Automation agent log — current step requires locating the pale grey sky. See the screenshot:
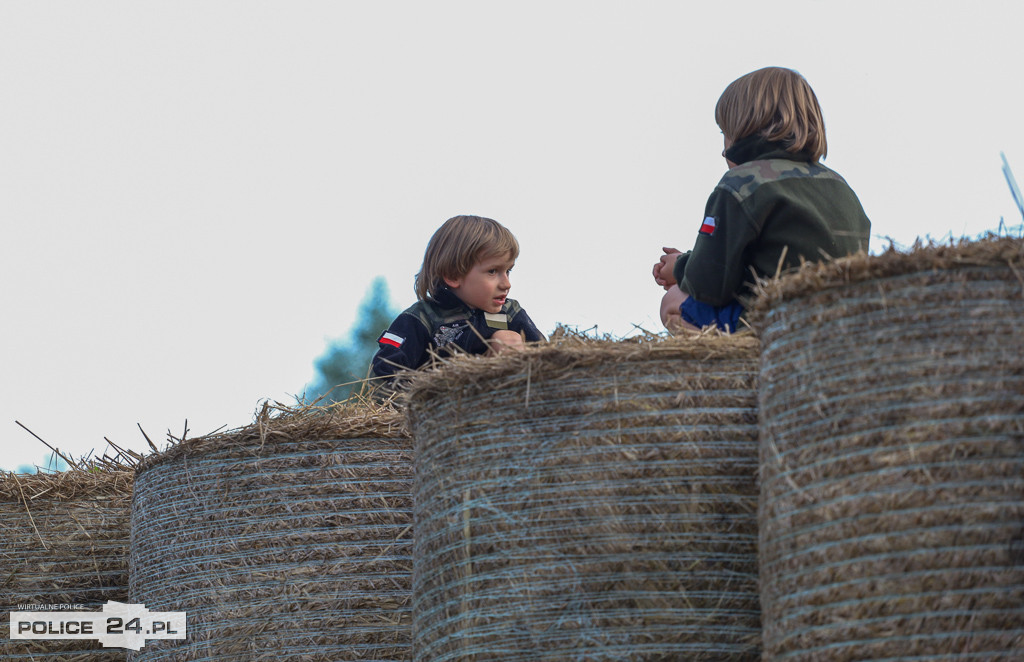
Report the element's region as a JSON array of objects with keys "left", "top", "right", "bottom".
[{"left": 2, "top": 1, "right": 1022, "bottom": 470}]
